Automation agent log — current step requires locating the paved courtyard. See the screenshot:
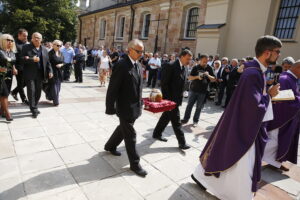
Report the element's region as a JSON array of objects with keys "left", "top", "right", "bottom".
[{"left": 0, "top": 67, "right": 299, "bottom": 200}]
